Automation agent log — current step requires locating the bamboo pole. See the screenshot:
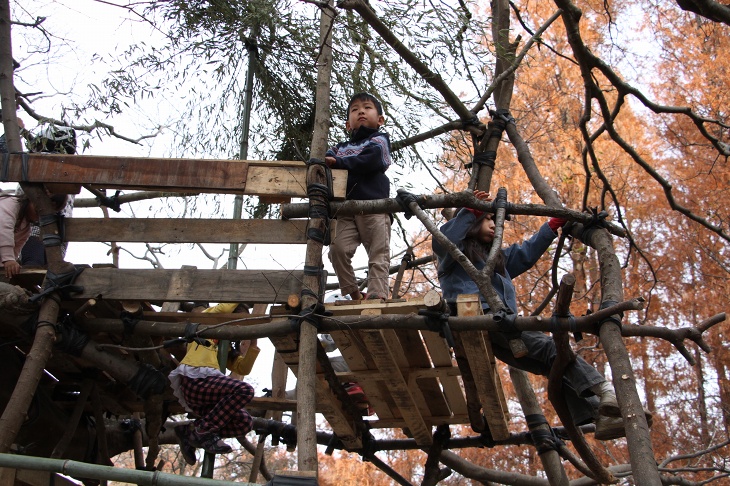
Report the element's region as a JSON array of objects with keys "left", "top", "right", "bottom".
[{"left": 0, "top": 454, "right": 255, "bottom": 486}]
